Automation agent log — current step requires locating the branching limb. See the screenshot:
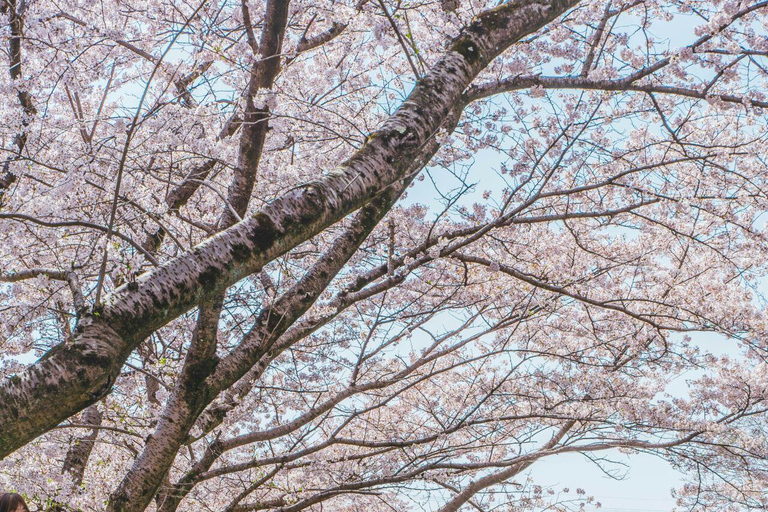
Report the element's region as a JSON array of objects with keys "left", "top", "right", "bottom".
[{"left": 0, "top": 0, "right": 580, "bottom": 460}]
